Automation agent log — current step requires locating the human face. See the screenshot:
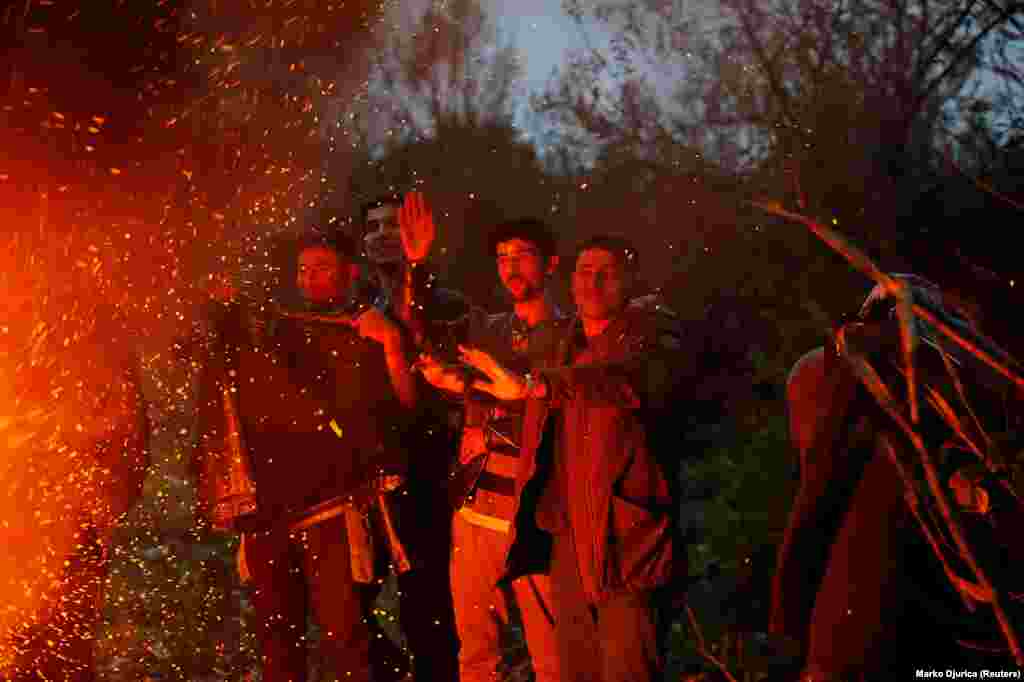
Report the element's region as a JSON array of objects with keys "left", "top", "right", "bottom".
[
  {"left": 363, "top": 204, "right": 403, "bottom": 264},
  {"left": 571, "top": 248, "right": 630, "bottom": 322},
  {"left": 496, "top": 238, "right": 553, "bottom": 303},
  {"left": 296, "top": 246, "right": 350, "bottom": 303}
]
